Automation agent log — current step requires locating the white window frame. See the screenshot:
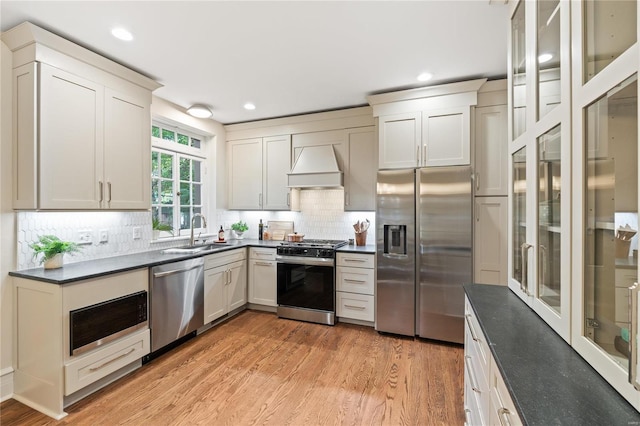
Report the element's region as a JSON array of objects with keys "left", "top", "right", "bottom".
[{"left": 152, "top": 121, "right": 208, "bottom": 239}]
